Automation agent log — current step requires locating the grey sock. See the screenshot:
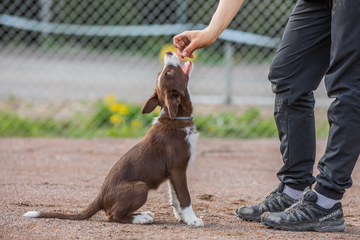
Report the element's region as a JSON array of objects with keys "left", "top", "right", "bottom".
[
  {"left": 314, "top": 190, "right": 340, "bottom": 209},
  {"left": 282, "top": 185, "right": 302, "bottom": 201}
]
